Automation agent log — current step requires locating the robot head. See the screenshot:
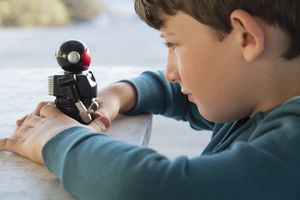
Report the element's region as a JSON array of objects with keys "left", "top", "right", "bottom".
[{"left": 55, "top": 40, "right": 91, "bottom": 73}]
